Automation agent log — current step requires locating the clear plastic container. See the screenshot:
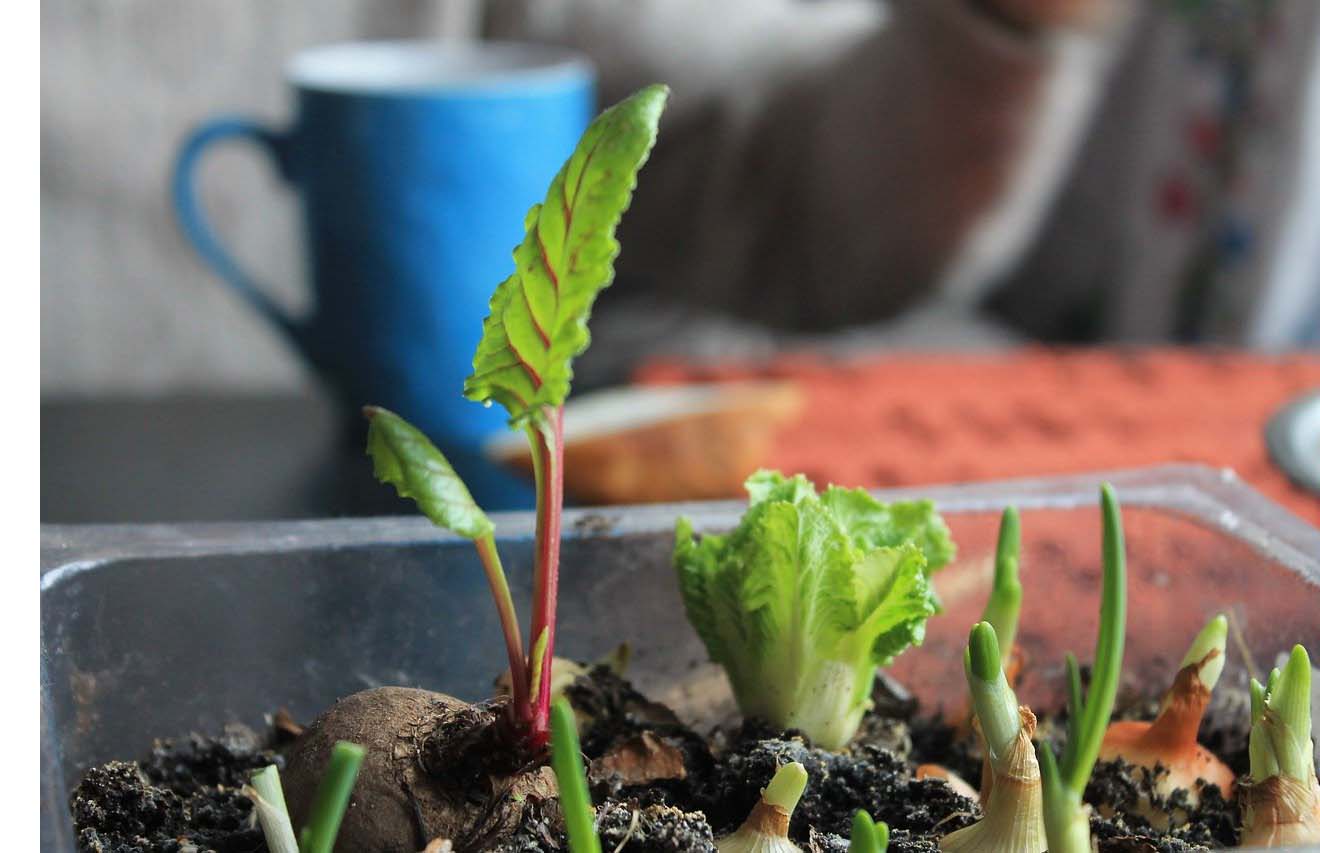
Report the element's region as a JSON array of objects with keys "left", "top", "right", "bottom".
[{"left": 40, "top": 464, "right": 1320, "bottom": 851}]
